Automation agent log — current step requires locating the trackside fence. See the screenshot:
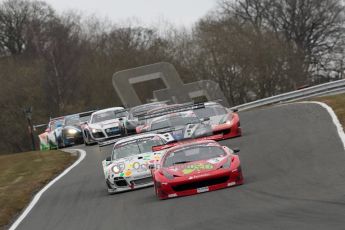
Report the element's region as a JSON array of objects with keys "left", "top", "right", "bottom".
[{"left": 231, "top": 79, "right": 345, "bottom": 111}]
